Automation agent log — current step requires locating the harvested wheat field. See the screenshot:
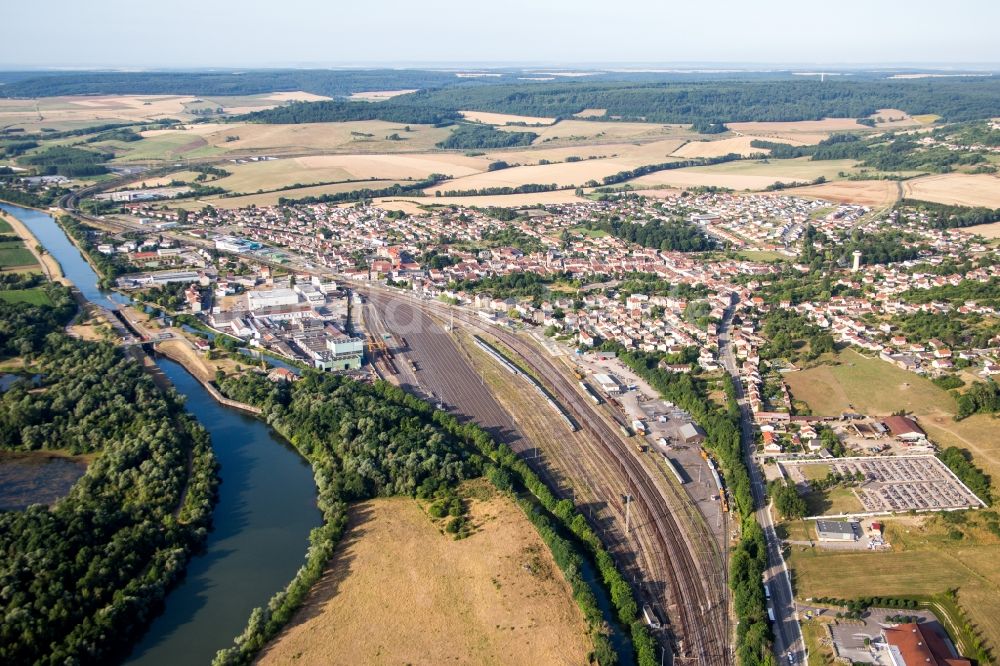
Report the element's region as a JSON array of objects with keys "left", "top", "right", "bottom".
[
  {"left": 129, "top": 121, "right": 454, "bottom": 160},
  {"left": 869, "top": 108, "right": 921, "bottom": 128},
  {"left": 626, "top": 158, "right": 856, "bottom": 191},
  {"left": 177, "top": 179, "right": 410, "bottom": 209},
  {"left": 958, "top": 221, "right": 1000, "bottom": 239},
  {"left": 383, "top": 189, "right": 585, "bottom": 210},
  {"left": 257, "top": 490, "right": 590, "bottom": 666},
  {"left": 902, "top": 173, "right": 1000, "bottom": 208},
  {"left": 500, "top": 118, "right": 692, "bottom": 144},
  {"left": 213, "top": 153, "right": 490, "bottom": 192},
  {"left": 574, "top": 108, "right": 607, "bottom": 118},
  {"left": 670, "top": 135, "right": 799, "bottom": 158},
  {"left": 347, "top": 89, "right": 419, "bottom": 101},
  {"left": 771, "top": 180, "right": 901, "bottom": 206},
  {"left": 488, "top": 137, "right": 687, "bottom": 166},
  {"left": 728, "top": 118, "right": 867, "bottom": 134},
  {"left": 461, "top": 110, "right": 557, "bottom": 126}
]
